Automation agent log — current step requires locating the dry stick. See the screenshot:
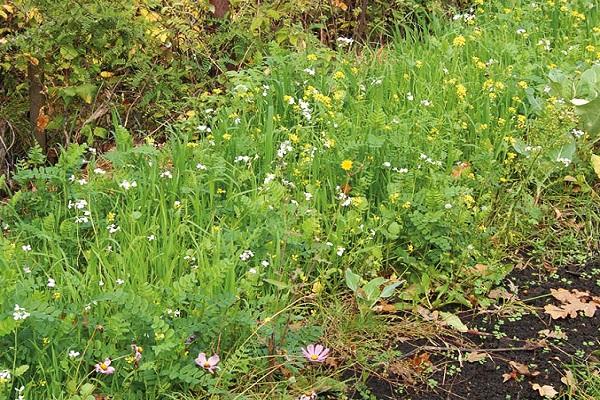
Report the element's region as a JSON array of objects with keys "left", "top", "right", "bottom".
[{"left": 400, "top": 344, "right": 542, "bottom": 360}]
